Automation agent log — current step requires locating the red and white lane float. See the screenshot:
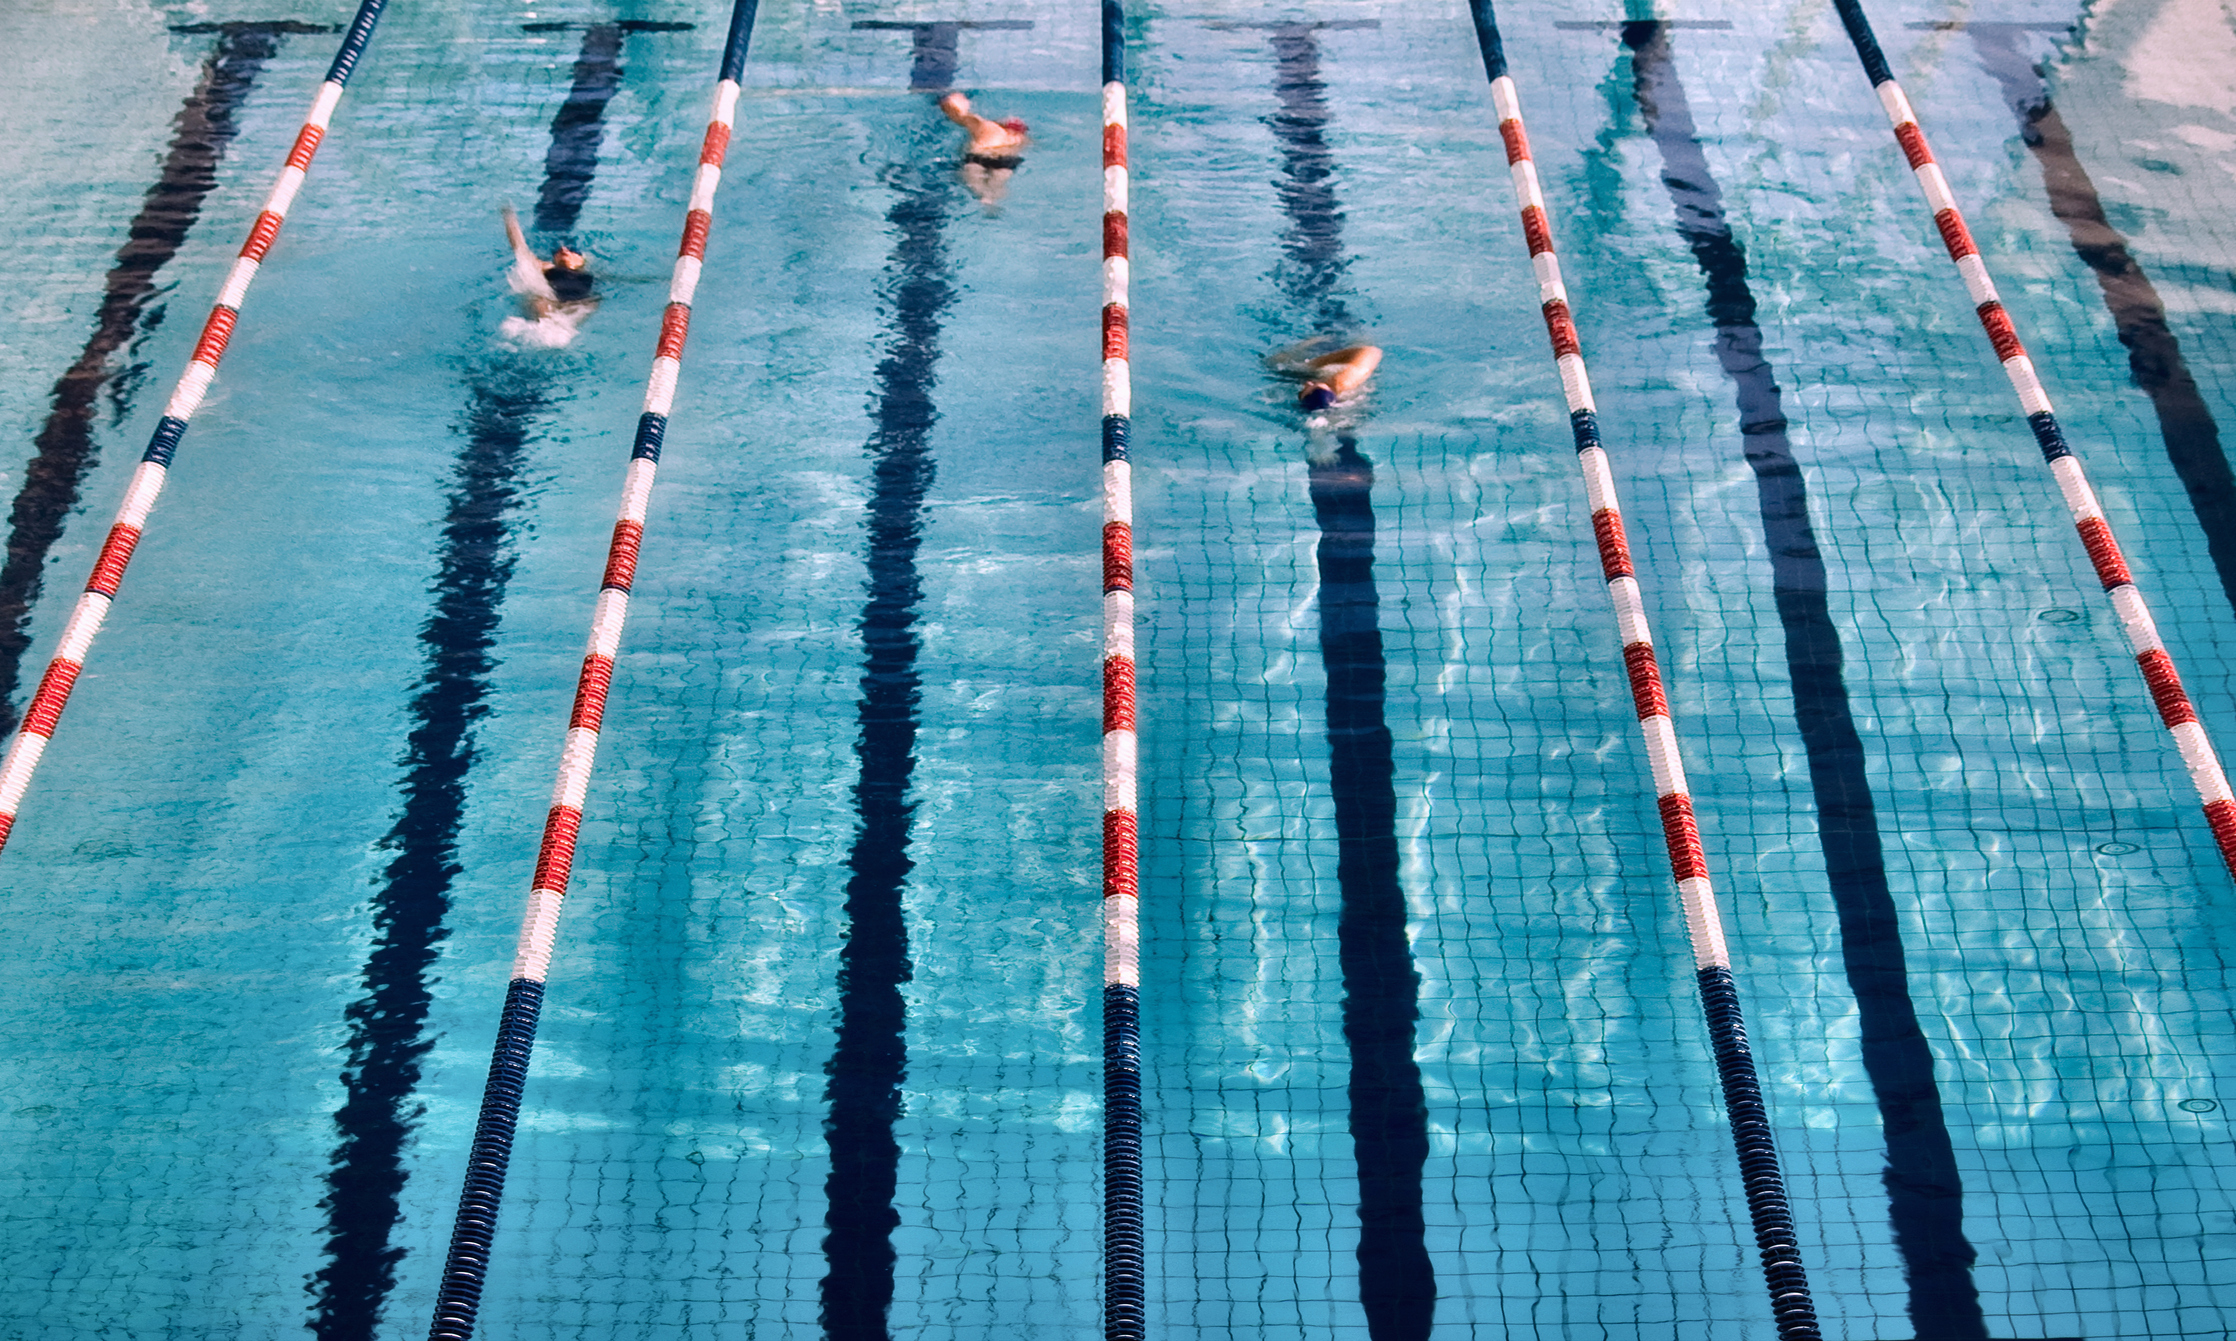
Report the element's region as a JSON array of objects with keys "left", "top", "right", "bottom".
[
  {"left": 1464, "top": 2, "right": 1823, "bottom": 1338},
  {"left": 422, "top": 4, "right": 759, "bottom": 1338},
  {"left": 0, "top": 0, "right": 392, "bottom": 857},
  {"left": 1099, "top": 2, "right": 1146, "bottom": 1337},
  {"left": 1831, "top": 0, "right": 2236, "bottom": 881}
]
